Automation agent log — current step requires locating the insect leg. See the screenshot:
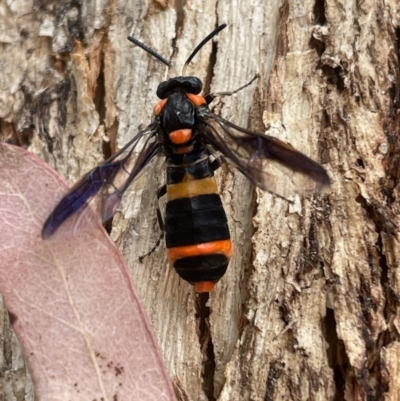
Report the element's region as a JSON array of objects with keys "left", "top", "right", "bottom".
[
  {"left": 155, "top": 184, "right": 166, "bottom": 231},
  {"left": 204, "top": 145, "right": 225, "bottom": 172},
  {"left": 210, "top": 156, "right": 224, "bottom": 172},
  {"left": 138, "top": 184, "right": 166, "bottom": 263},
  {"left": 205, "top": 74, "right": 259, "bottom": 104}
]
